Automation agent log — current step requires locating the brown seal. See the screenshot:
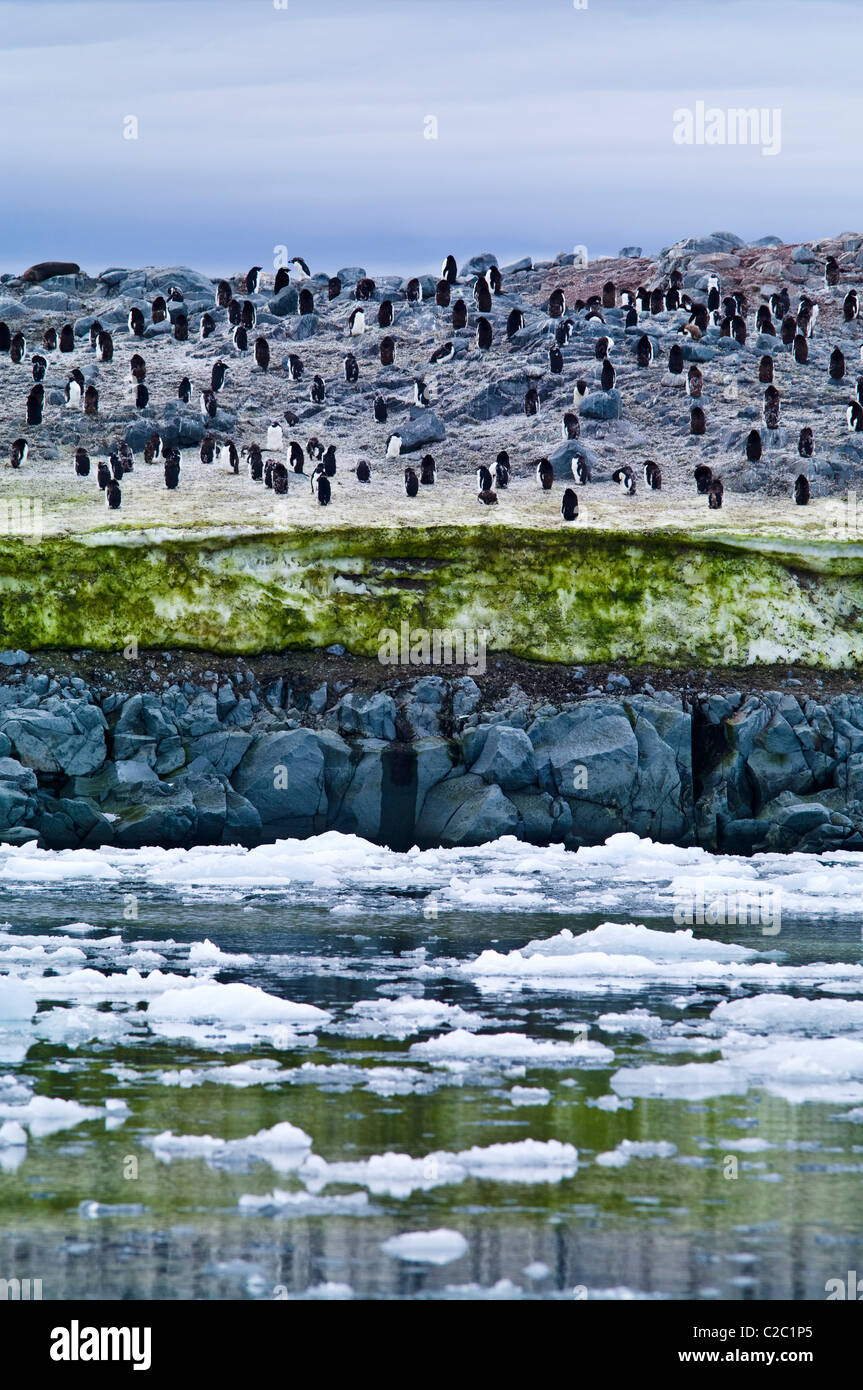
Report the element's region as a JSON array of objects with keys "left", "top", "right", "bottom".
[{"left": 21, "top": 261, "right": 80, "bottom": 283}]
